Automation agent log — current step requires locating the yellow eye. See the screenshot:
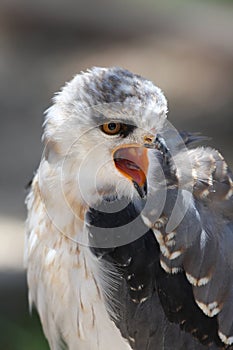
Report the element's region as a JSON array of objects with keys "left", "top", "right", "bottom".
[{"left": 101, "top": 122, "right": 121, "bottom": 135}]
